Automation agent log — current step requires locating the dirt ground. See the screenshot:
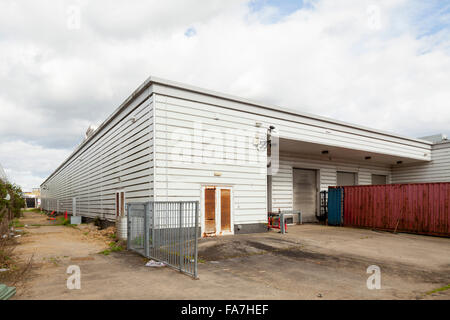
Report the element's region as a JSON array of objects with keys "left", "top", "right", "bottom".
[{"left": 7, "top": 211, "right": 450, "bottom": 300}]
